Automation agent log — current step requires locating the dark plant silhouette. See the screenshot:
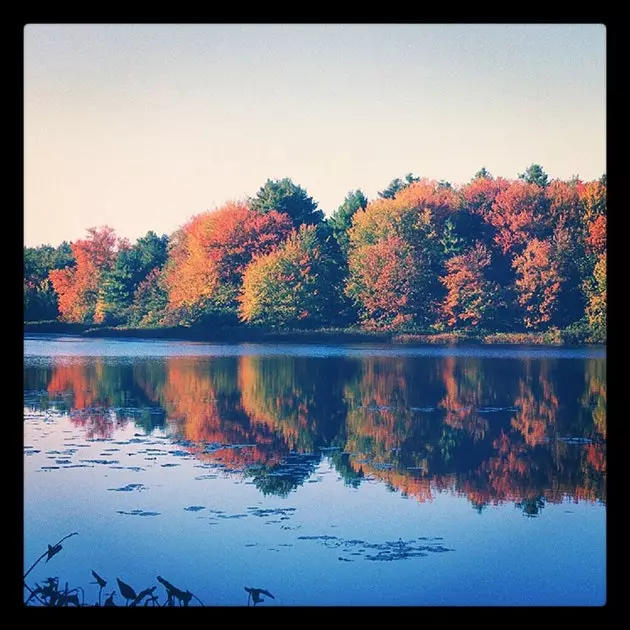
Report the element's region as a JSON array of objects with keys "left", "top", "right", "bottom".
[
  {"left": 90, "top": 570, "right": 107, "bottom": 605},
  {"left": 116, "top": 578, "right": 137, "bottom": 605},
  {"left": 245, "top": 586, "right": 275, "bottom": 606},
  {"left": 23, "top": 534, "right": 244, "bottom": 607}
]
